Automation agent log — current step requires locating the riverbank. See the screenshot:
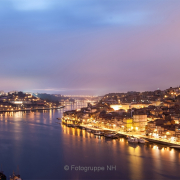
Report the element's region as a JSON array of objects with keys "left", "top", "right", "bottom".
[{"left": 66, "top": 123, "right": 180, "bottom": 147}]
